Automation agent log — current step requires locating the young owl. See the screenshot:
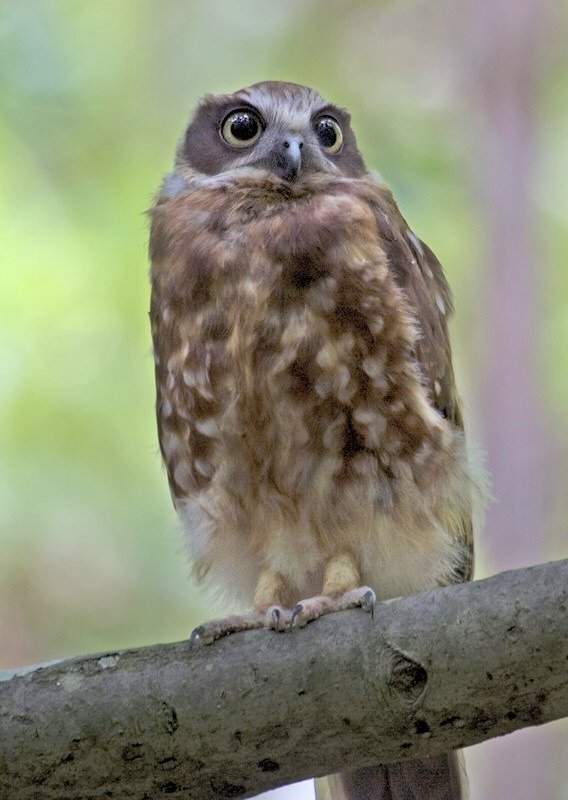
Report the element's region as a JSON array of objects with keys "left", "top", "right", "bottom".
[{"left": 149, "top": 81, "right": 484, "bottom": 800}]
